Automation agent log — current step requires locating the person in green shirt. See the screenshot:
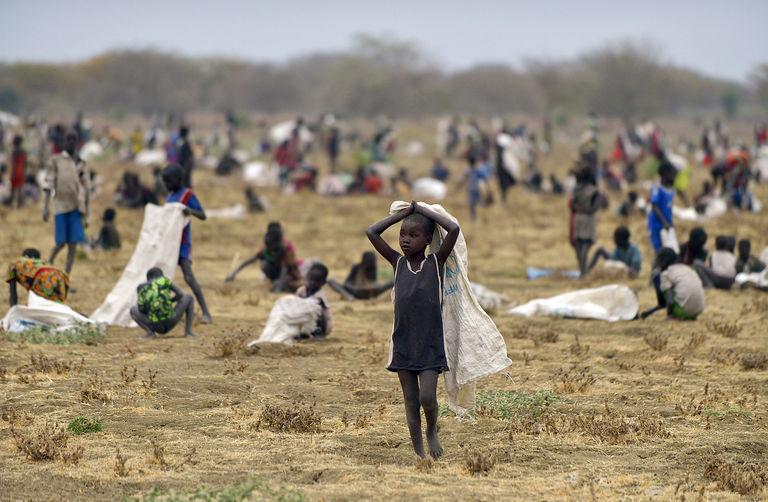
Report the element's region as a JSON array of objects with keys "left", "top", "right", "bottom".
[{"left": 130, "top": 267, "right": 196, "bottom": 338}]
